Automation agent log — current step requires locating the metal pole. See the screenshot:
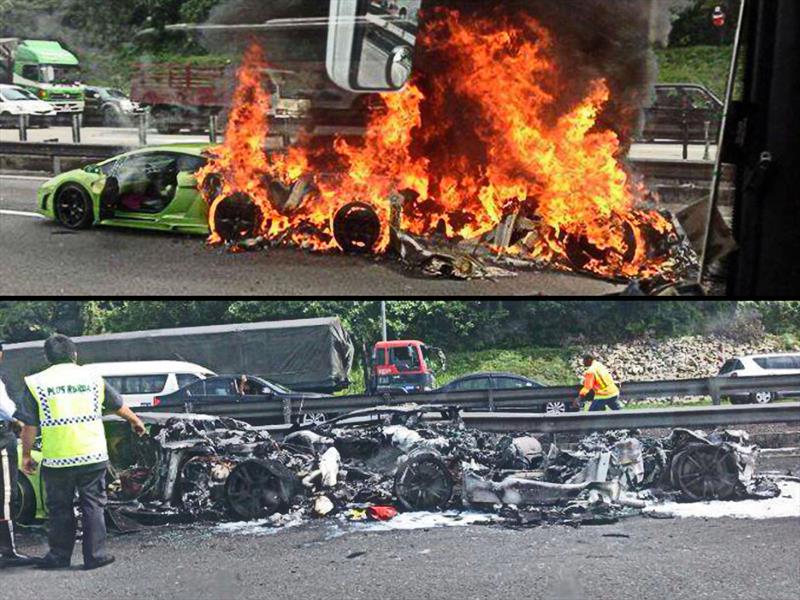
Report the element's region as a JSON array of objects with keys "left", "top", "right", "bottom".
[
  {"left": 17, "top": 114, "right": 27, "bottom": 142},
  {"left": 71, "top": 112, "right": 81, "bottom": 143},
  {"left": 681, "top": 111, "right": 689, "bottom": 160},
  {"left": 703, "top": 121, "right": 711, "bottom": 161},
  {"left": 380, "top": 301, "right": 387, "bottom": 342},
  {"left": 138, "top": 111, "right": 147, "bottom": 146},
  {"left": 698, "top": 0, "right": 748, "bottom": 282},
  {"left": 209, "top": 114, "right": 218, "bottom": 144}
]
